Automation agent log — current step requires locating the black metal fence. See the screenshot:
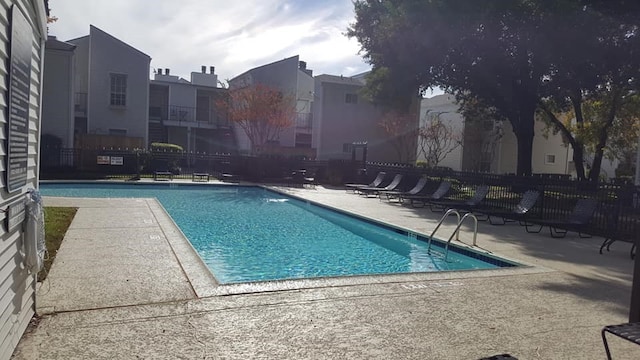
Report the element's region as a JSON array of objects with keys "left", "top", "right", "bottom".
[
  {"left": 40, "top": 148, "right": 639, "bottom": 244},
  {"left": 366, "top": 162, "right": 640, "bottom": 244}
]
